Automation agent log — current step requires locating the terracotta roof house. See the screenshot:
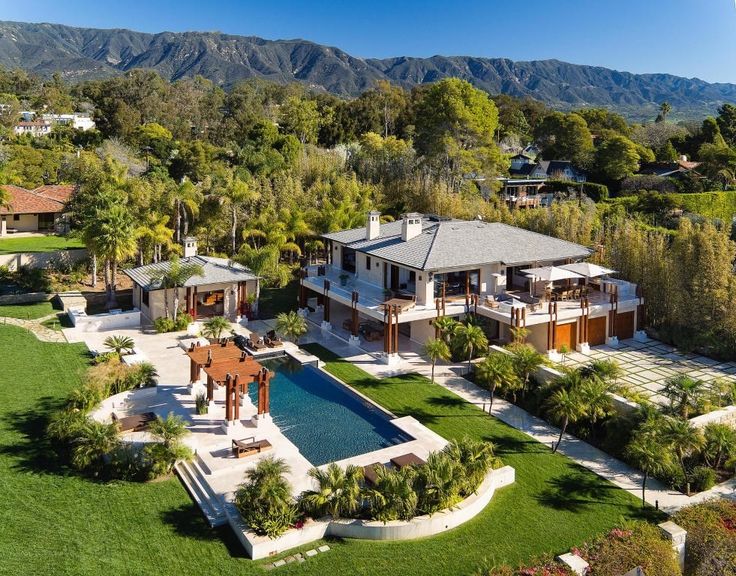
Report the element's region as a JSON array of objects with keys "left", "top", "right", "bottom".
[
  {"left": 300, "top": 212, "right": 644, "bottom": 360},
  {"left": 0, "top": 184, "right": 75, "bottom": 236},
  {"left": 13, "top": 120, "right": 52, "bottom": 137},
  {"left": 124, "top": 237, "right": 260, "bottom": 324}
]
